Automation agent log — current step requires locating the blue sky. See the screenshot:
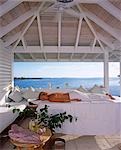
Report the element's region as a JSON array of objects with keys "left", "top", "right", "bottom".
[{"left": 14, "top": 62, "right": 119, "bottom": 78}]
